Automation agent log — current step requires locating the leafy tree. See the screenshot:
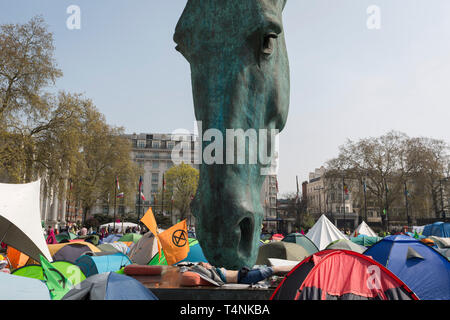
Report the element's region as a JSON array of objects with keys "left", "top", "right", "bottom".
[
  {"left": 159, "top": 163, "right": 199, "bottom": 221},
  {"left": 0, "top": 16, "right": 62, "bottom": 125},
  {"left": 326, "top": 131, "right": 449, "bottom": 226}
]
